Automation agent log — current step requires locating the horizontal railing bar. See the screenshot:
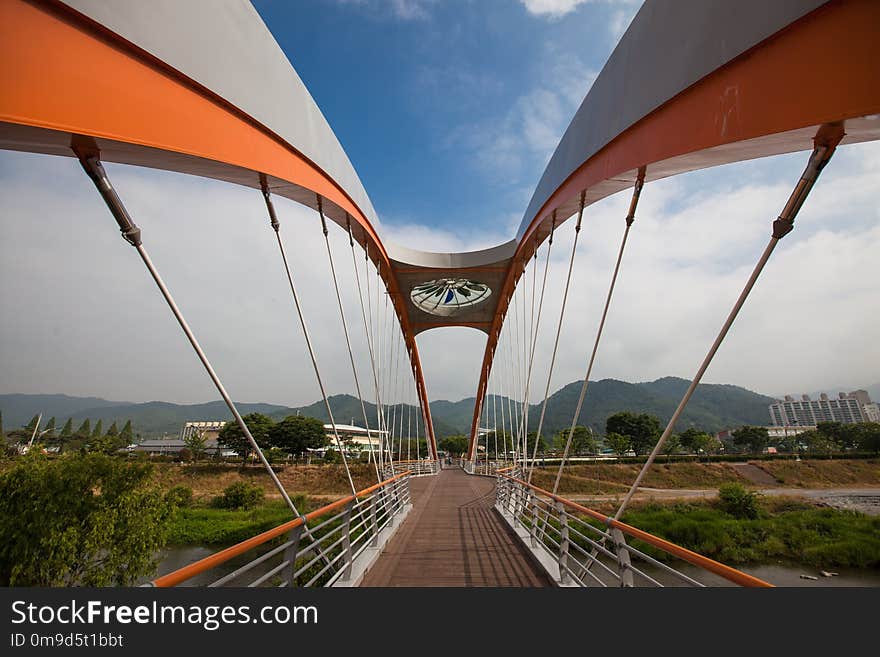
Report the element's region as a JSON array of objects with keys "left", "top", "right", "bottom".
[
  {"left": 208, "top": 540, "right": 293, "bottom": 588},
  {"left": 570, "top": 549, "right": 620, "bottom": 581},
  {"left": 497, "top": 473, "right": 771, "bottom": 588},
  {"left": 560, "top": 561, "right": 595, "bottom": 588},
  {"left": 247, "top": 559, "right": 291, "bottom": 588},
  {"left": 623, "top": 544, "right": 705, "bottom": 587},
  {"left": 151, "top": 471, "right": 411, "bottom": 587}
]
